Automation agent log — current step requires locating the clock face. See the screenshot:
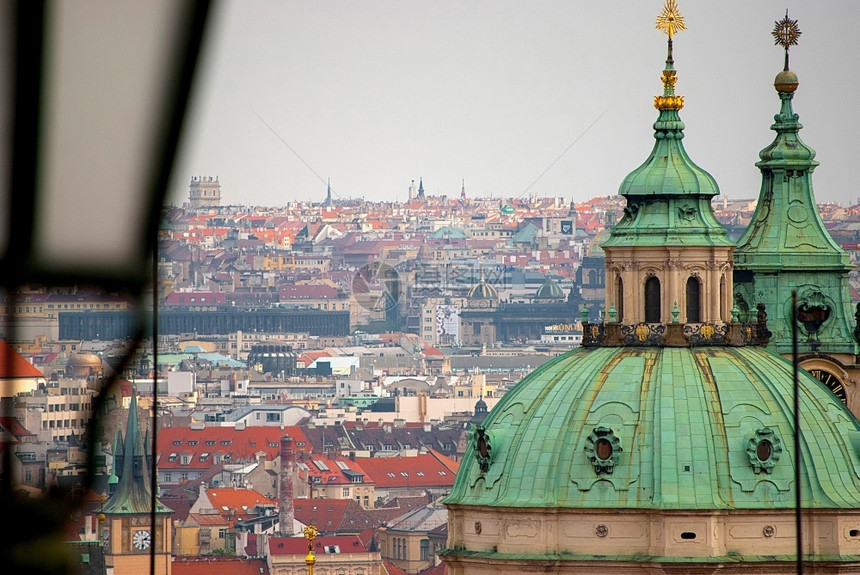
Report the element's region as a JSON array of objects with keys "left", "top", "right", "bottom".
[
  {"left": 132, "top": 529, "right": 151, "bottom": 550},
  {"left": 808, "top": 369, "right": 847, "bottom": 404}
]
